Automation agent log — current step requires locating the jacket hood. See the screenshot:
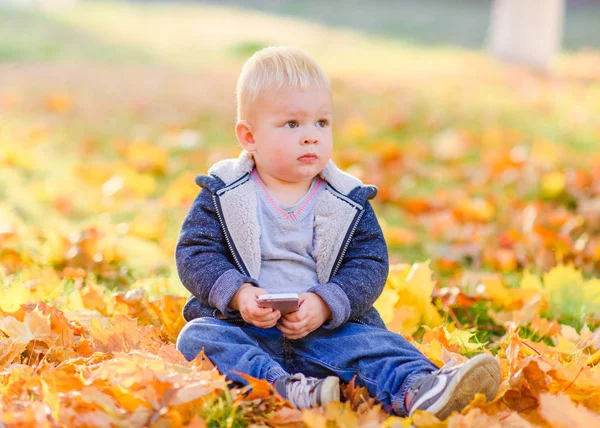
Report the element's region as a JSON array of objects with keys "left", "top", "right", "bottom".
[{"left": 195, "top": 150, "right": 378, "bottom": 206}]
